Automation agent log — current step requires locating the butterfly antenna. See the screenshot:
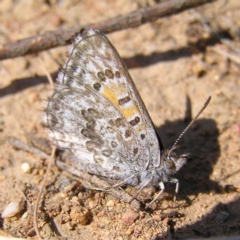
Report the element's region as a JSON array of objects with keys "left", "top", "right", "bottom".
[{"left": 168, "top": 96, "right": 211, "bottom": 158}]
